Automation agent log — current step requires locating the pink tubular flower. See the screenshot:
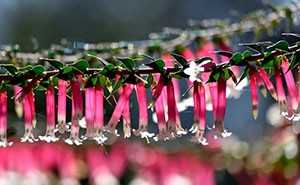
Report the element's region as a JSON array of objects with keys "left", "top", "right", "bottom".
[
  {"left": 166, "top": 81, "right": 186, "bottom": 139},
  {"left": 122, "top": 100, "right": 131, "bottom": 138},
  {"left": 249, "top": 72, "right": 259, "bottom": 119},
  {"left": 190, "top": 82, "right": 208, "bottom": 145},
  {"left": 154, "top": 89, "right": 168, "bottom": 141},
  {"left": 56, "top": 79, "right": 69, "bottom": 134},
  {"left": 21, "top": 92, "right": 38, "bottom": 143},
  {"left": 13, "top": 86, "right": 23, "bottom": 118},
  {"left": 39, "top": 85, "right": 59, "bottom": 142},
  {"left": 249, "top": 66, "right": 267, "bottom": 98},
  {"left": 259, "top": 68, "right": 278, "bottom": 100},
  {"left": 274, "top": 65, "right": 289, "bottom": 118},
  {"left": 162, "top": 54, "right": 181, "bottom": 102},
  {"left": 281, "top": 58, "right": 299, "bottom": 119},
  {"left": 93, "top": 83, "right": 107, "bottom": 144},
  {"left": 105, "top": 84, "right": 134, "bottom": 136},
  {"left": 65, "top": 77, "right": 83, "bottom": 145},
  {"left": 83, "top": 87, "right": 95, "bottom": 139},
  {"left": 210, "top": 76, "right": 231, "bottom": 138},
  {"left": 70, "top": 77, "right": 83, "bottom": 120},
  {"left": 28, "top": 90, "right": 37, "bottom": 128},
  {"left": 149, "top": 73, "right": 166, "bottom": 107},
  {"left": 0, "top": 90, "right": 12, "bottom": 147},
  {"left": 133, "top": 81, "right": 154, "bottom": 143},
  {"left": 17, "top": 77, "right": 39, "bottom": 102},
  {"left": 65, "top": 101, "right": 83, "bottom": 145}
]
